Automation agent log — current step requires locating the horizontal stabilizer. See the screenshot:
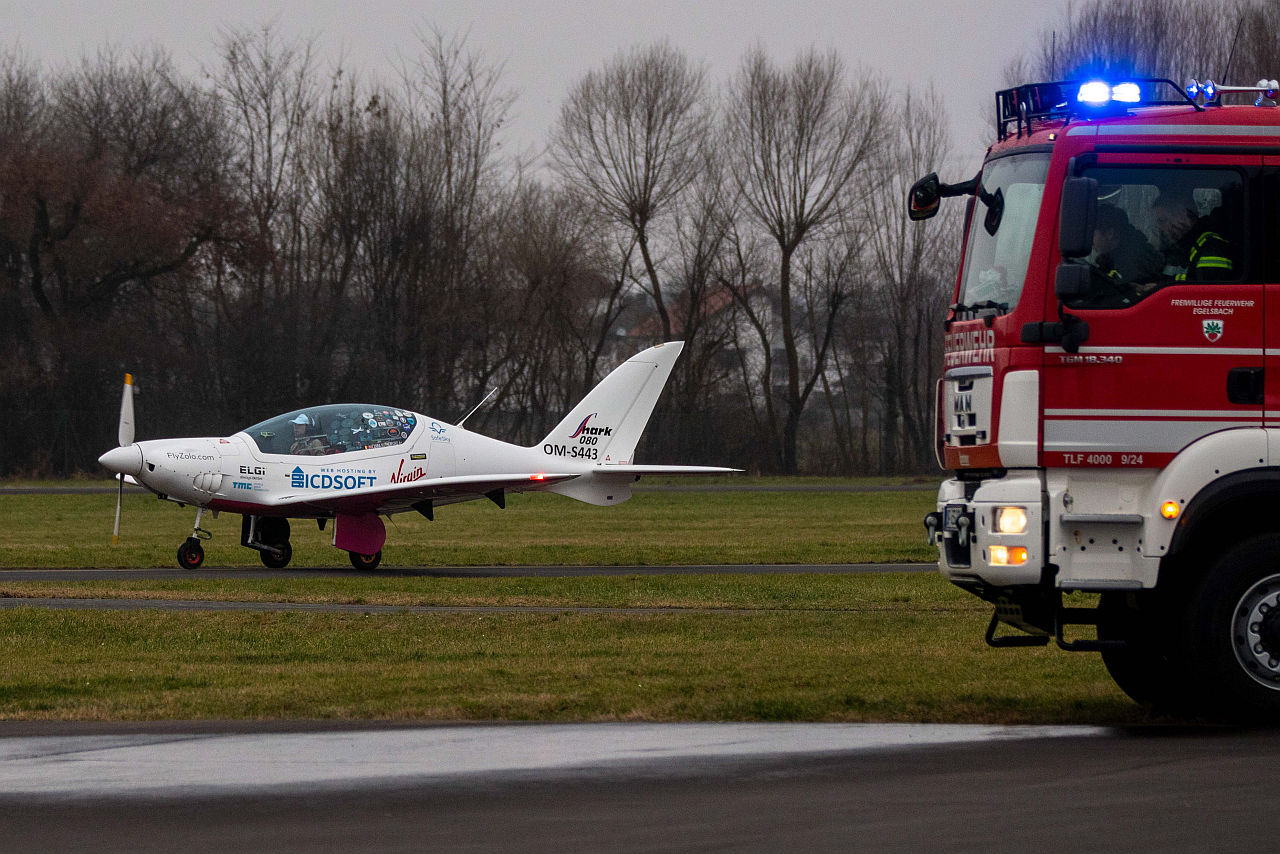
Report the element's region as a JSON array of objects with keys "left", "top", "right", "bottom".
[
  {"left": 545, "top": 464, "right": 740, "bottom": 506},
  {"left": 590, "top": 465, "right": 742, "bottom": 477}
]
